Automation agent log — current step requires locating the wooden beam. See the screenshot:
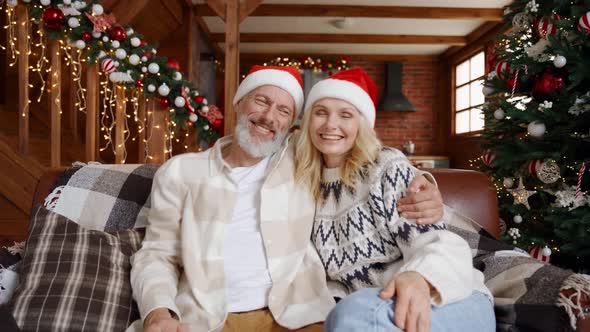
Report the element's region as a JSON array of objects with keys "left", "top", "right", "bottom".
[
  {"left": 466, "top": 21, "right": 502, "bottom": 44},
  {"left": 224, "top": 0, "right": 239, "bottom": 135},
  {"left": 16, "top": 5, "right": 29, "bottom": 155},
  {"left": 441, "top": 21, "right": 505, "bottom": 62},
  {"left": 138, "top": 96, "right": 147, "bottom": 162},
  {"left": 206, "top": 0, "right": 226, "bottom": 21},
  {"left": 239, "top": 0, "right": 263, "bottom": 22},
  {"left": 241, "top": 53, "right": 438, "bottom": 62},
  {"left": 115, "top": 85, "right": 126, "bottom": 164},
  {"left": 110, "top": 0, "right": 150, "bottom": 25},
  {"left": 147, "top": 106, "right": 168, "bottom": 164},
  {"left": 85, "top": 65, "right": 98, "bottom": 162},
  {"left": 196, "top": 4, "right": 503, "bottom": 20},
  {"left": 194, "top": 15, "right": 224, "bottom": 60},
  {"left": 212, "top": 33, "right": 467, "bottom": 45},
  {"left": 50, "top": 41, "right": 61, "bottom": 168},
  {"left": 161, "top": 0, "right": 184, "bottom": 26}
]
